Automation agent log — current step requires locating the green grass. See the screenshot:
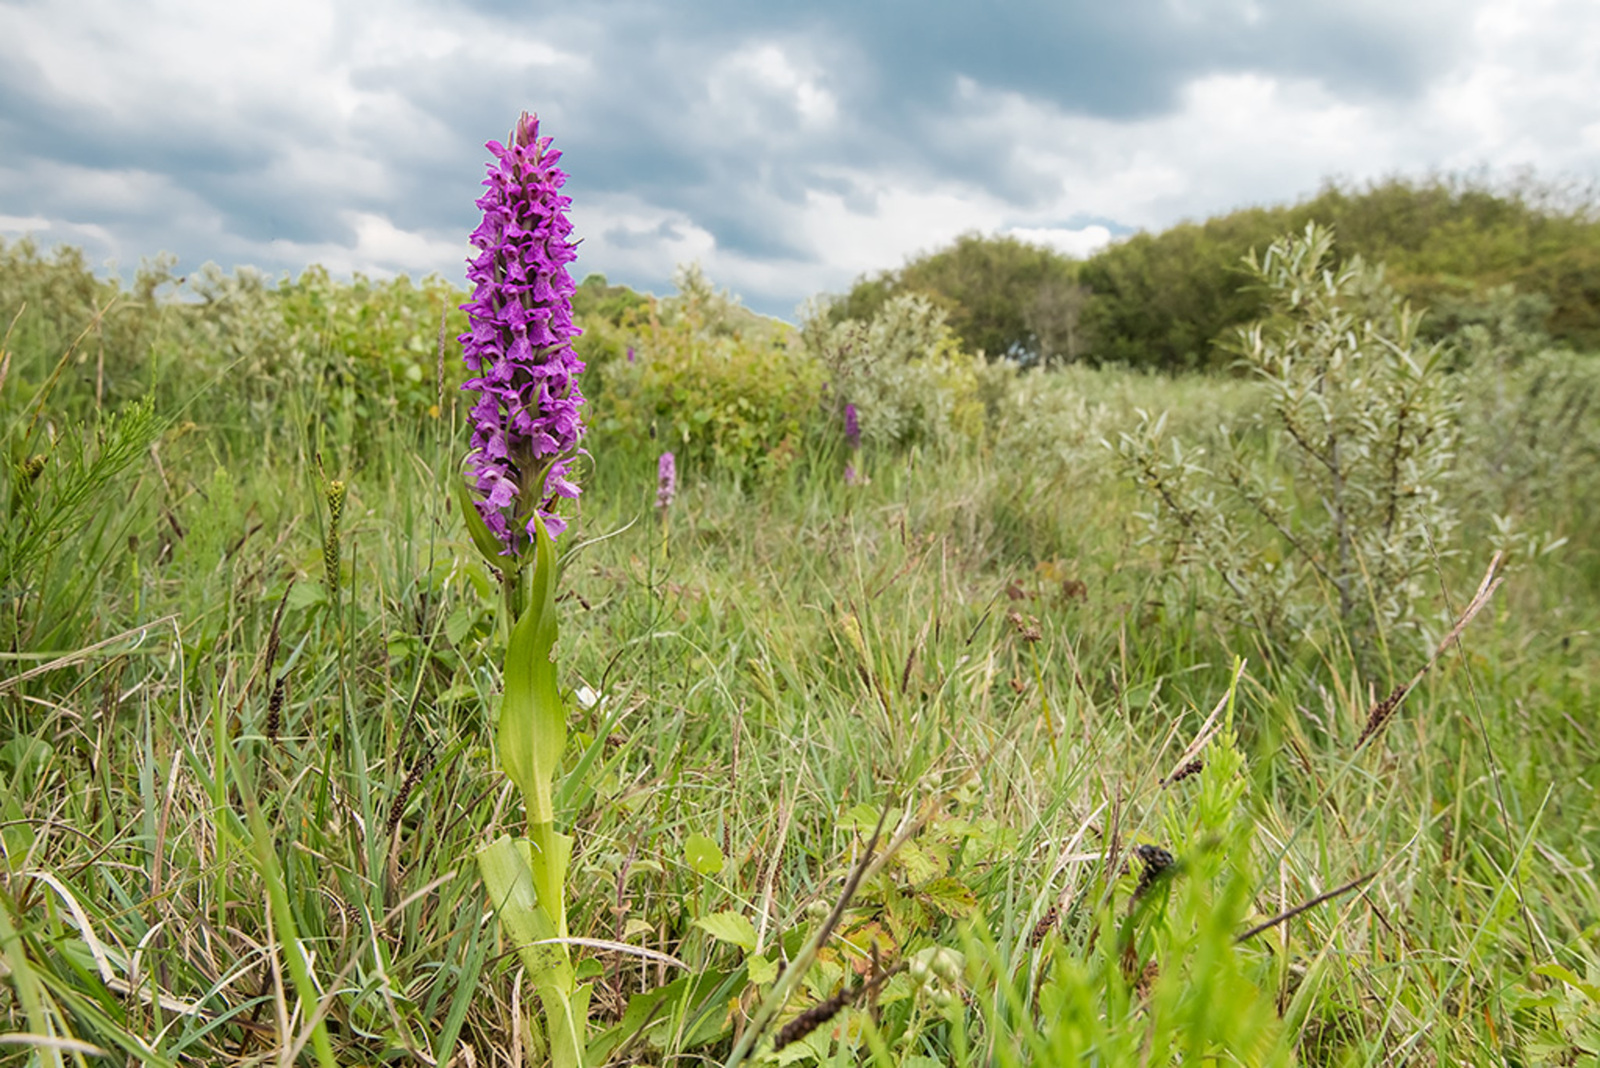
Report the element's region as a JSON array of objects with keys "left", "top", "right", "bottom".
[{"left": 2, "top": 312, "right": 1598, "bottom": 1066}]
